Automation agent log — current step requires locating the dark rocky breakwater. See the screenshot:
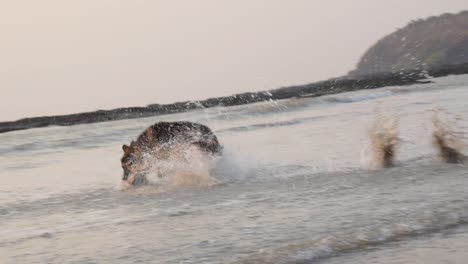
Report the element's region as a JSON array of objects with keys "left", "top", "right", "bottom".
[{"left": 1, "top": 62, "right": 468, "bottom": 134}]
